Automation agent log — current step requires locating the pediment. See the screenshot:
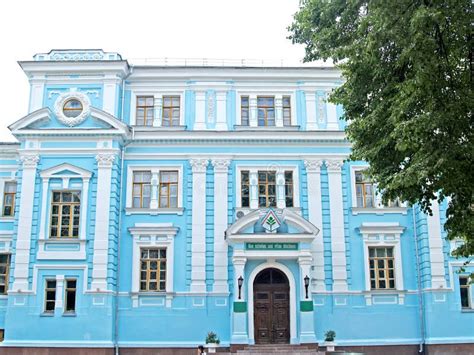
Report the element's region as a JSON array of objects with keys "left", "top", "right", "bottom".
[
  {"left": 40, "top": 163, "right": 92, "bottom": 179},
  {"left": 9, "top": 107, "right": 130, "bottom": 138}
]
